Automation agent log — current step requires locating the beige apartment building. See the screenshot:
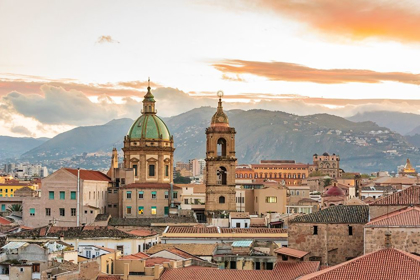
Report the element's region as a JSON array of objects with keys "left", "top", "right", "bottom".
[
  {"left": 22, "top": 168, "right": 110, "bottom": 227},
  {"left": 119, "top": 183, "right": 180, "bottom": 218},
  {"left": 244, "top": 185, "right": 287, "bottom": 216}
]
